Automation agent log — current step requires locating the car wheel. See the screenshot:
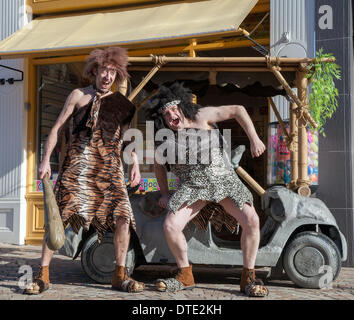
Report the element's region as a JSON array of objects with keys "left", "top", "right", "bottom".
[
  {"left": 283, "top": 231, "right": 341, "bottom": 289},
  {"left": 81, "top": 232, "right": 136, "bottom": 284}
]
